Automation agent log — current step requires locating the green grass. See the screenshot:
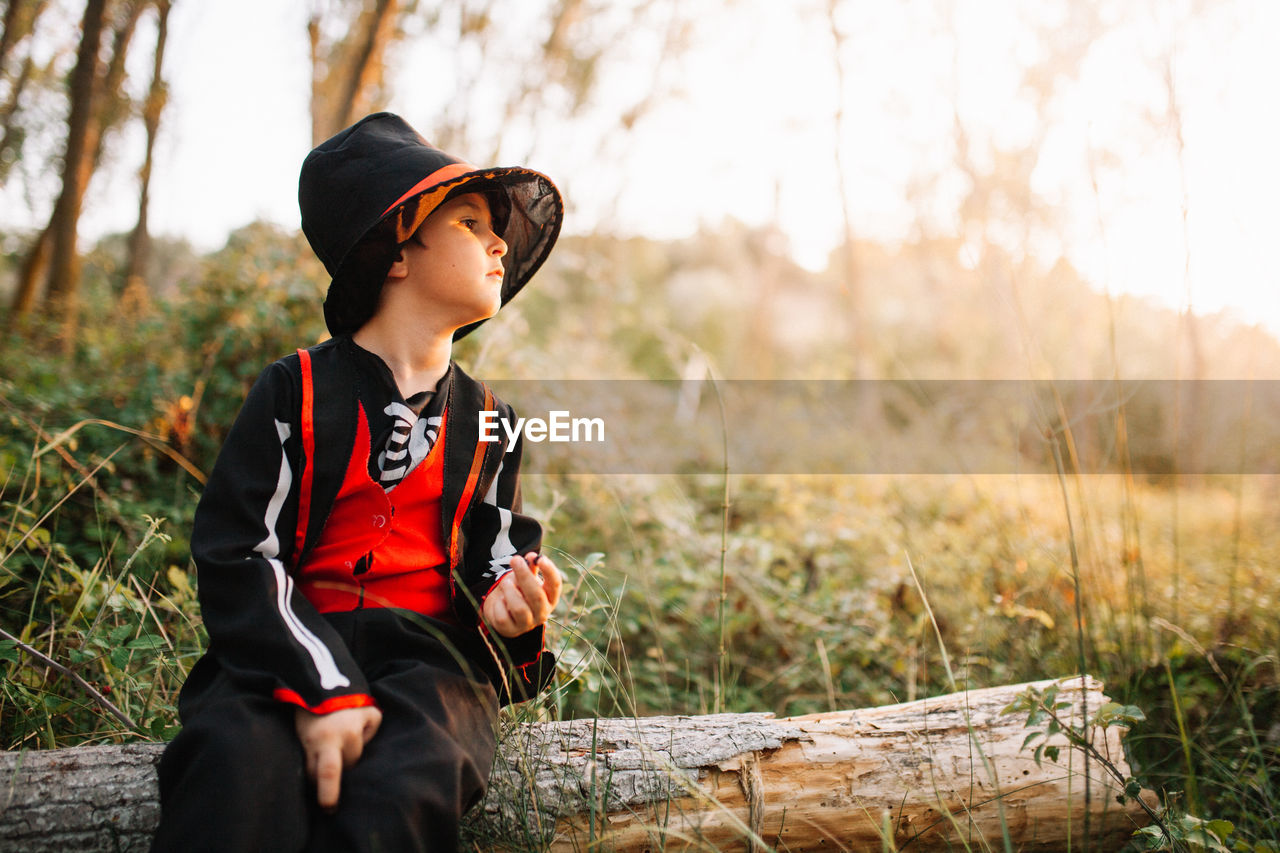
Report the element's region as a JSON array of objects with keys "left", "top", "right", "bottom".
[
  {"left": 523, "top": 470, "right": 1279, "bottom": 850},
  {"left": 2, "top": 272, "right": 1277, "bottom": 849},
  {"left": 4, "top": 443, "right": 1276, "bottom": 848}
]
